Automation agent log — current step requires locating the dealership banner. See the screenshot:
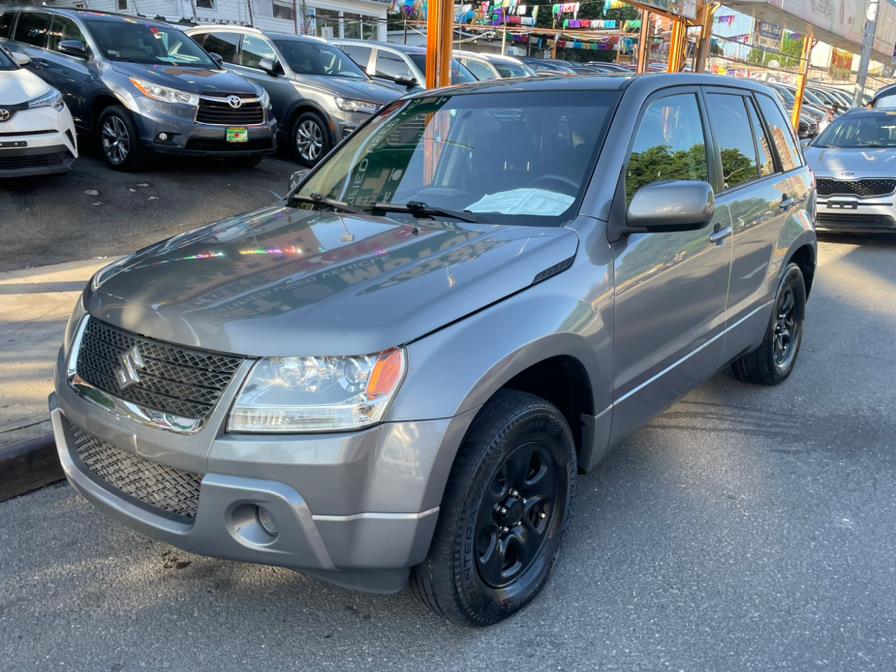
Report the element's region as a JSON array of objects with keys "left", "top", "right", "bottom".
[{"left": 830, "top": 48, "right": 853, "bottom": 80}]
